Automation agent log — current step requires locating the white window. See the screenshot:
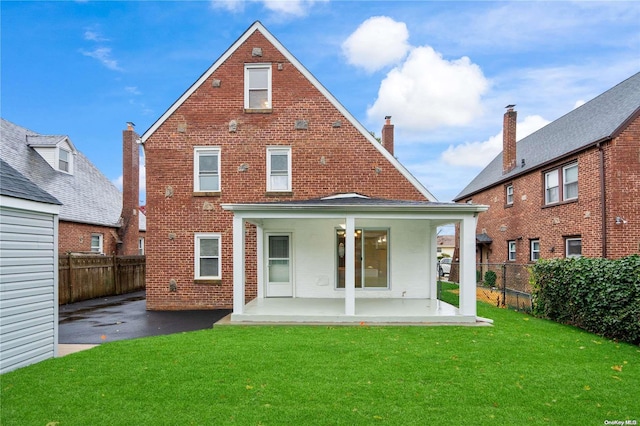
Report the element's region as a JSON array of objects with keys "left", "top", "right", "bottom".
[
  {"left": 563, "top": 163, "right": 578, "bottom": 200},
  {"left": 59, "top": 148, "right": 71, "bottom": 173},
  {"left": 138, "top": 238, "right": 145, "bottom": 255},
  {"left": 530, "top": 239, "right": 540, "bottom": 262},
  {"left": 566, "top": 237, "right": 582, "bottom": 258},
  {"left": 195, "top": 234, "right": 221, "bottom": 279},
  {"left": 194, "top": 147, "right": 220, "bottom": 192},
  {"left": 267, "top": 147, "right": 291, "bottom": 192},
  {"left": 545, "top": 170, "right": 559, "bottom": 204},
  {"left": 508, "top": 240, "right": 516, "bottom": 261},
  {"left": 506, "top": 184, "right": 514, "bottom": 205},
  {"left": 545, "top": 162, "right": 578, "bottom": 205},
  {"left": 244, "top": 64, "right": 272, "bottom": 109},
  {"left": 91, "top": 234, "right": 103, "bottom": 254}
]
